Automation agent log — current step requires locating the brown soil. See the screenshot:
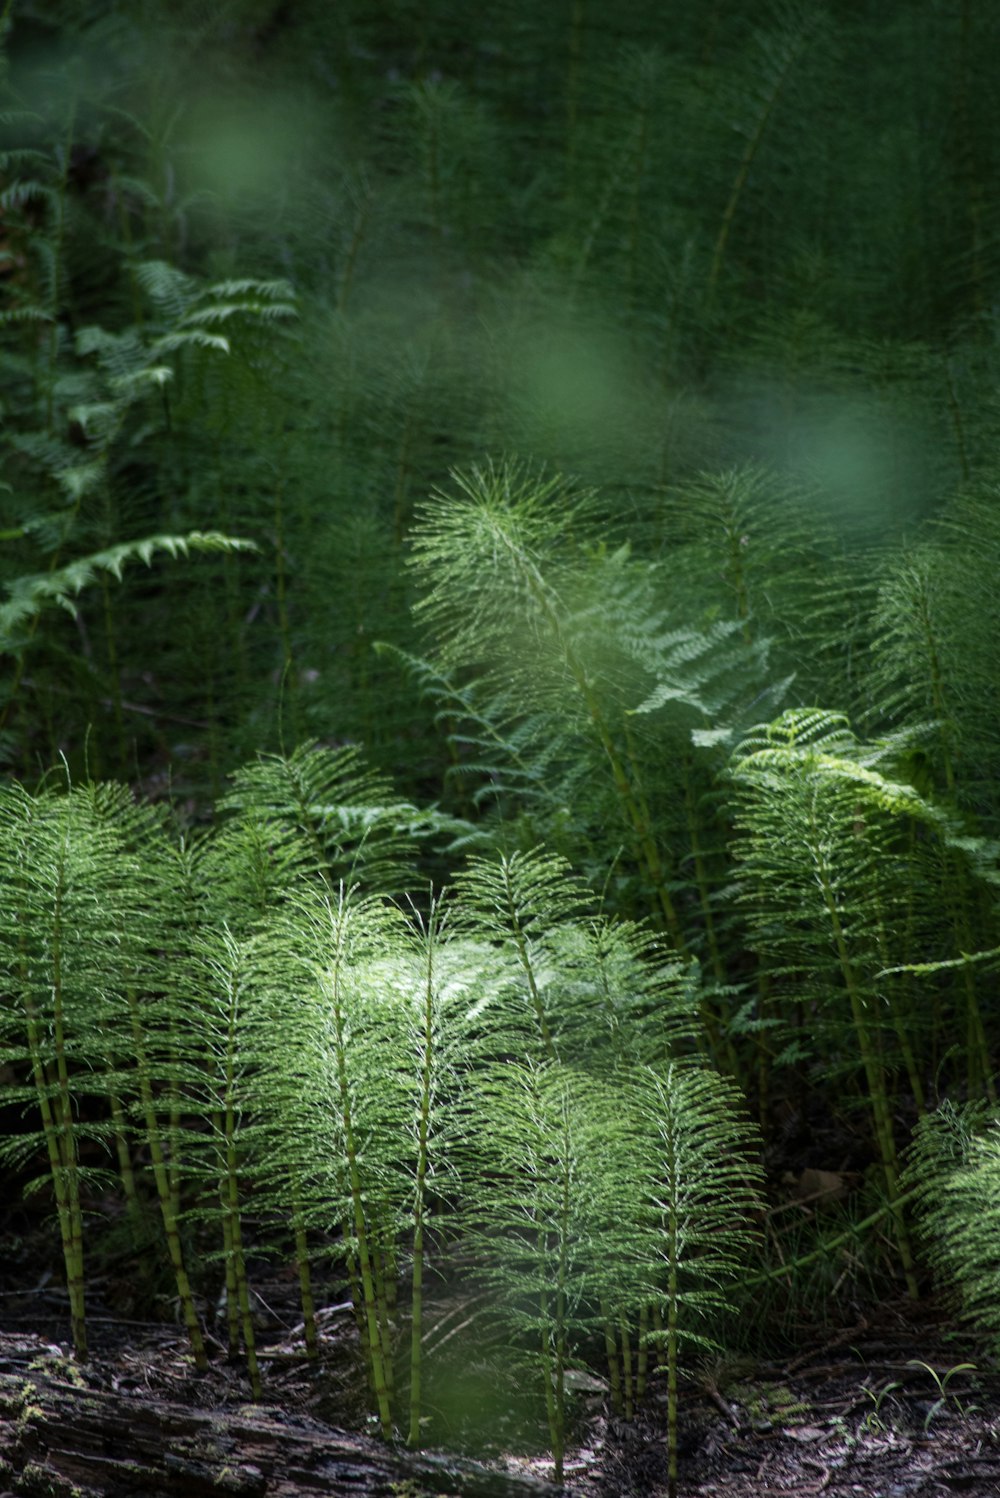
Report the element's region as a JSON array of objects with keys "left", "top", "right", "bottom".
[{"left": 1, "top": 1289, "right": 997, "bottom": 1498}]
